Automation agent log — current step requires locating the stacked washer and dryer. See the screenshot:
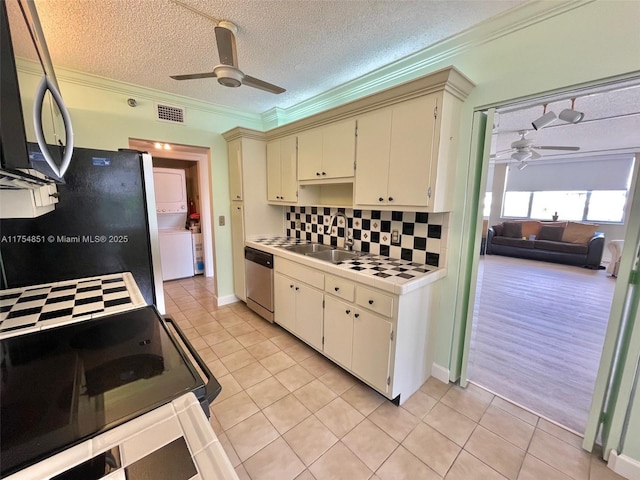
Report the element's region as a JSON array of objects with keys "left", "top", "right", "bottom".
[{"left": 153, "top": 167, "right": 200, "bottom": 281}]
